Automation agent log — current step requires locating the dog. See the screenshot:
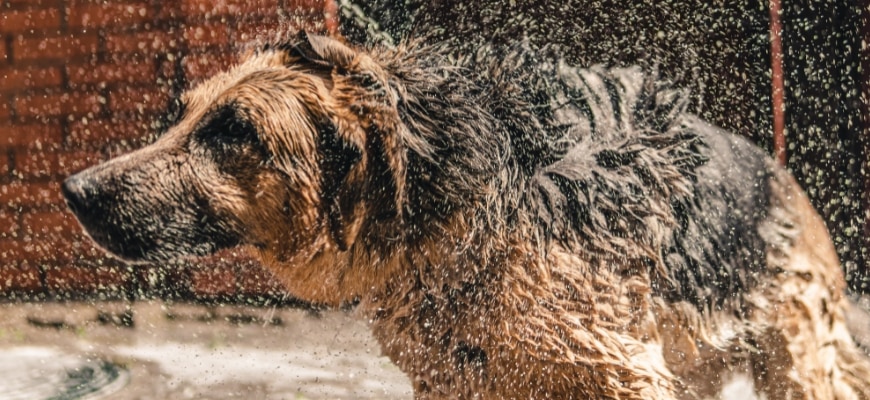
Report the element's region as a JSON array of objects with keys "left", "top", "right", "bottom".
[{"left": 63, "top": 32, "right": 870, "bottom": 399}]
